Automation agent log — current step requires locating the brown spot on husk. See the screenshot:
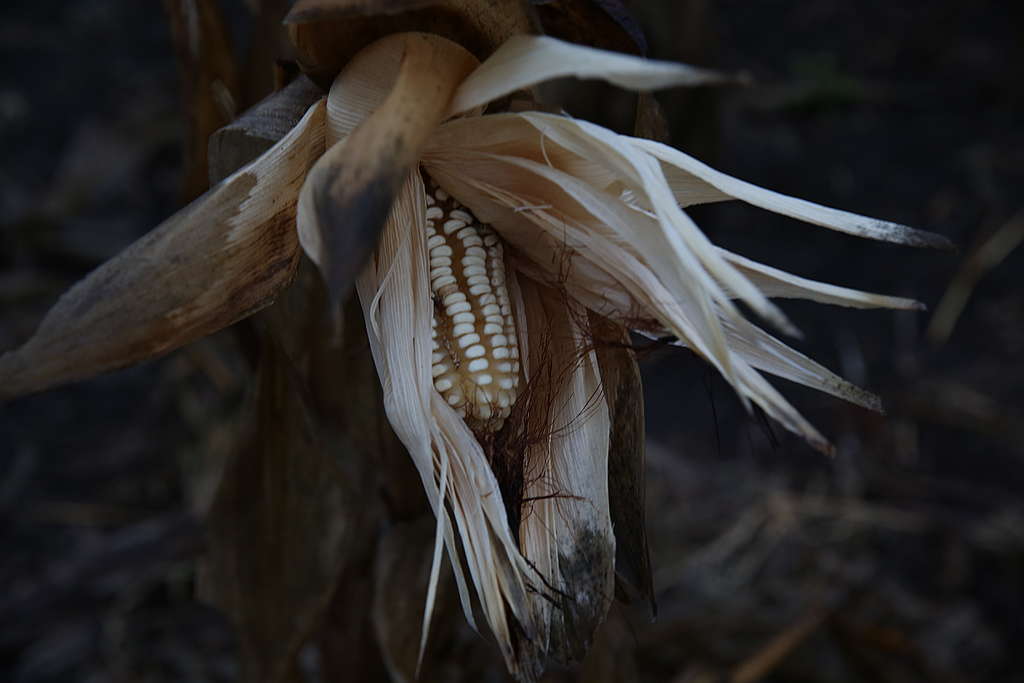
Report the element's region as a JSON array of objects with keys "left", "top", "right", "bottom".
[{"left": 549, "top": 526, "right": 616, "bottom": 666}]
